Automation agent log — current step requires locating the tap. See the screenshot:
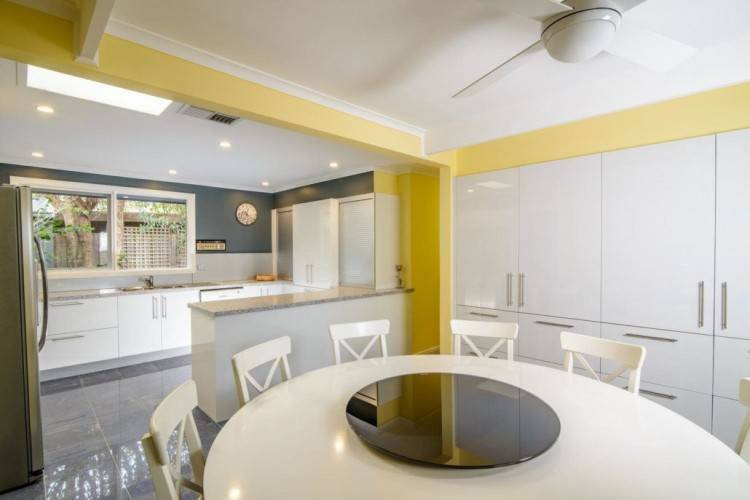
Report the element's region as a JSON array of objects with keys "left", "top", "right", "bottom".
[{"left": 141, "top": 275, "right": 155, "bottom": 289}]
